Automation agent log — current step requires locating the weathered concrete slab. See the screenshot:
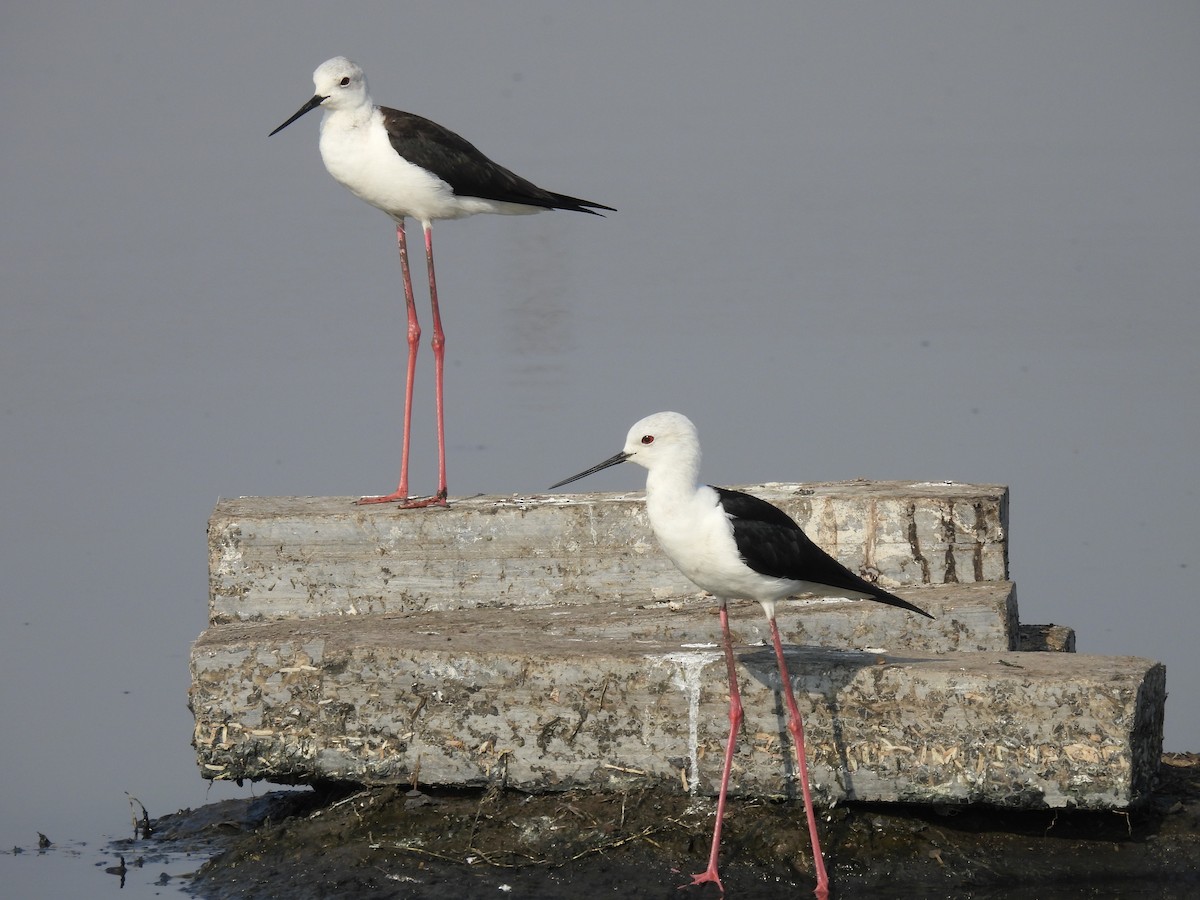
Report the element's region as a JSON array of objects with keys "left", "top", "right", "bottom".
[
  {"left": 194, "top": 484, "right": 1170, "bottom": 813},
  {"left": 190, "top": 609, "right": 1163, "bottom": 809},
  {"left": 208, "top": 482, "right": 1009, "bottom": 626},
  {"left": 770, "top": 581, "right": 1018, "bottom": 652},
  {"left": 1020, "top": 623, "right": 1077, "bottom": 652}
]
